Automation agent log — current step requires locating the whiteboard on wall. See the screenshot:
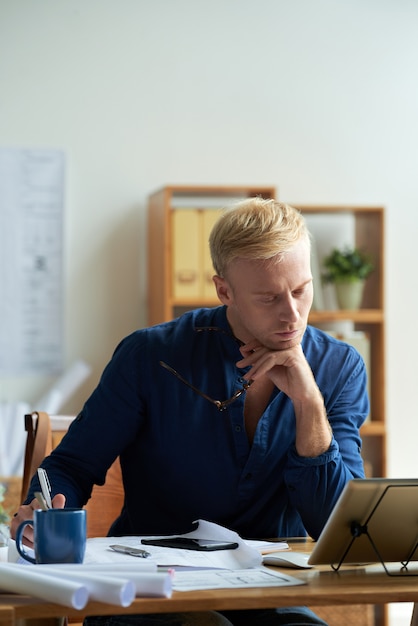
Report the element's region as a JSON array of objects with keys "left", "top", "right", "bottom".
[{"left": 0, "top": 148, "right": 65, "bottom": 375}]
